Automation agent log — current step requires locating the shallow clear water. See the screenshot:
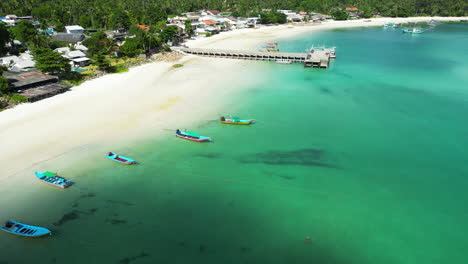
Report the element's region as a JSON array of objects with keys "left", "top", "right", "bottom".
[{"left": 1, "top": 24, "right": 468, "bottom": 264}]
